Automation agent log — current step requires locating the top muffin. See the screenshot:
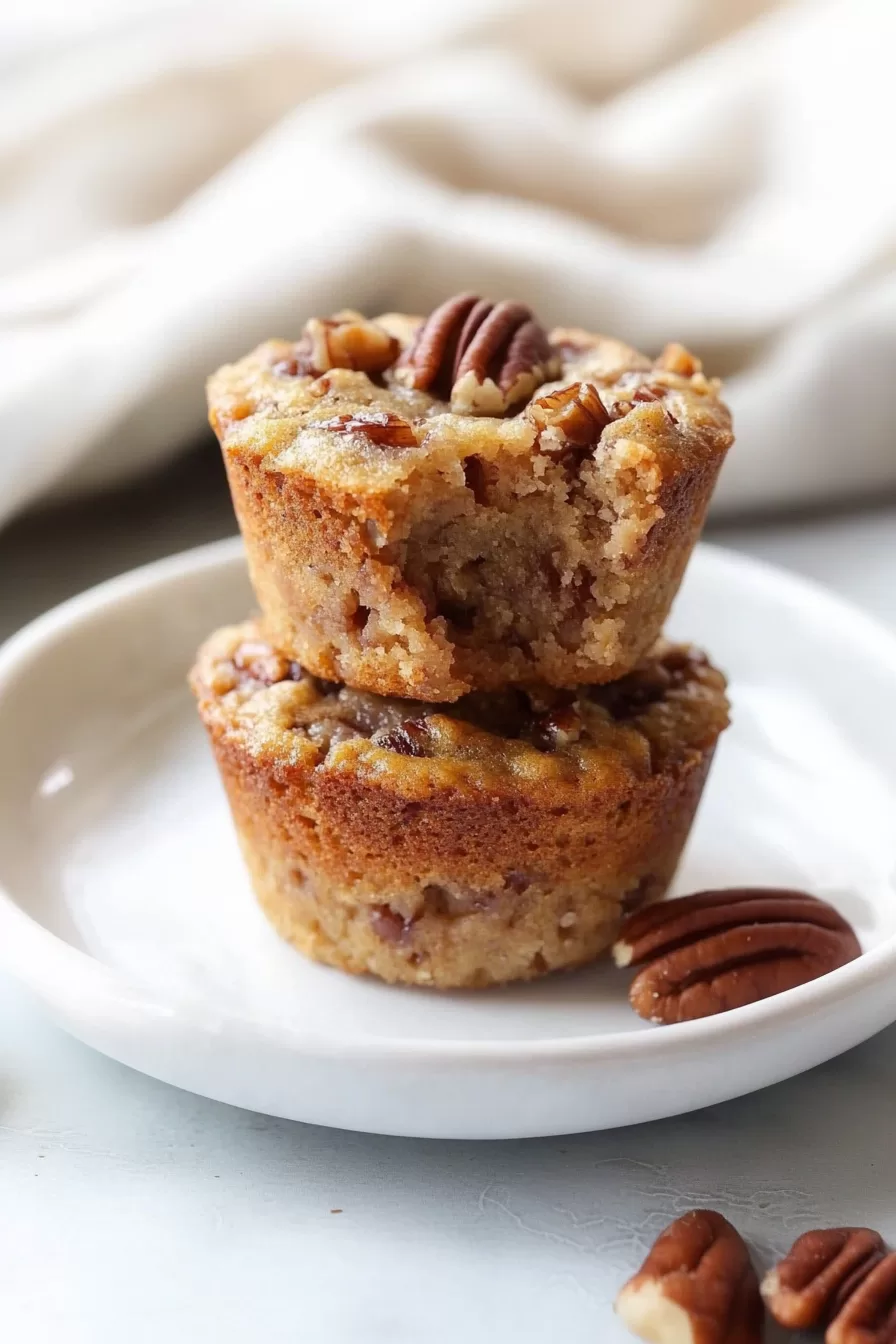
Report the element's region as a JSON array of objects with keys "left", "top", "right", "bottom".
[{"left": 208, "top": 295, "right": 733, "bottom": 702}]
